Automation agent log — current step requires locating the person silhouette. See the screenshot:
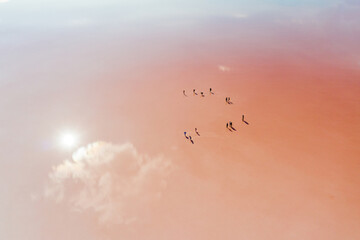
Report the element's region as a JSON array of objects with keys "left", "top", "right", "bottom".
[
  {"left": 225, "top": 97, "right": 228, "bottom": 103},
  {"left": 226, "top": 123, "right": 229, "bottom": 128},
  {"left": 195, "top": 128, "right": 200, "bottom": 136},
  {"left": 229, "top": 121, "right": 233, "bottom": 128},
  {"left": 201, "top": 92, "right": 204, "bottom": 97},
  {"left": 184, "top": 132, "right": 188, "bottom": 139},
  {"left": 183, "top": 90, "right": 186, "bottom": 96},
  {"left": 242, "top": 115, "right": 244, "bottom": 122}
]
